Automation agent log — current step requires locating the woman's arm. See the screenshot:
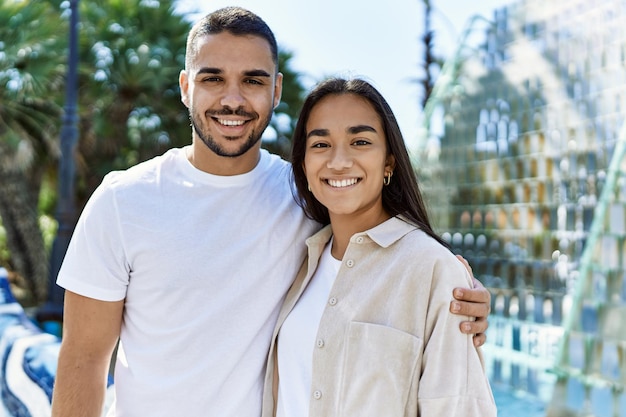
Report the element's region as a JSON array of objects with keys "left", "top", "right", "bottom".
[{"left": 420, "top": 257, "right": 496, "bottom": 416}]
